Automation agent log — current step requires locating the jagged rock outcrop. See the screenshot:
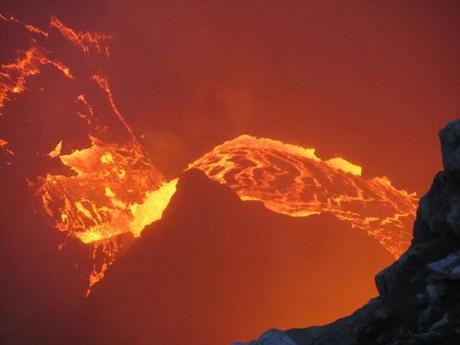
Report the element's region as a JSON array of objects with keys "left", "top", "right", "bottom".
[{"left": 237, "top": 120, "right": 460, "bottom": 345}]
